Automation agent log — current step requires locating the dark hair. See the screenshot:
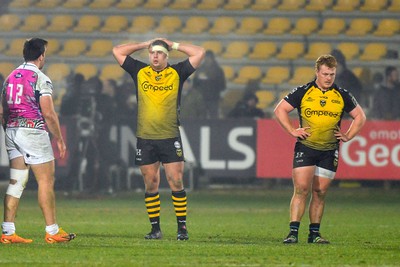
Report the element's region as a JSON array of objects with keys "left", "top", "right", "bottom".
[
  {"left": 243, "top": 92, "right": 258, "bottom": 103},
  {"left": 205, "top": 50, "right": 215, "bottom": 58},
  {"left": 372, "top": 72, "right": 383, "bottom": 83},
  {"left": 330, "top": 49, "right": 346, "bottom": 66},
  {"left": 385, "top": 66, "right": 397, "bottom": 77},
  {"left": 23, "top": 38, "right": 48, "bottom": 62},
  {"left": 149, "top": 39, "right": 169, "bottom": 51}
]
